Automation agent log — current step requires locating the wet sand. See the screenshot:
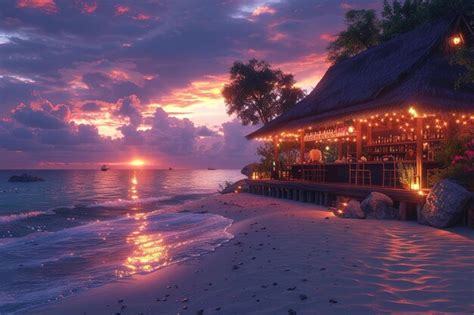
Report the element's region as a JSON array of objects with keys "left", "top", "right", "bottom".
[{"left": 28, "top": 193, "right": 474, "bottom": 314}]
